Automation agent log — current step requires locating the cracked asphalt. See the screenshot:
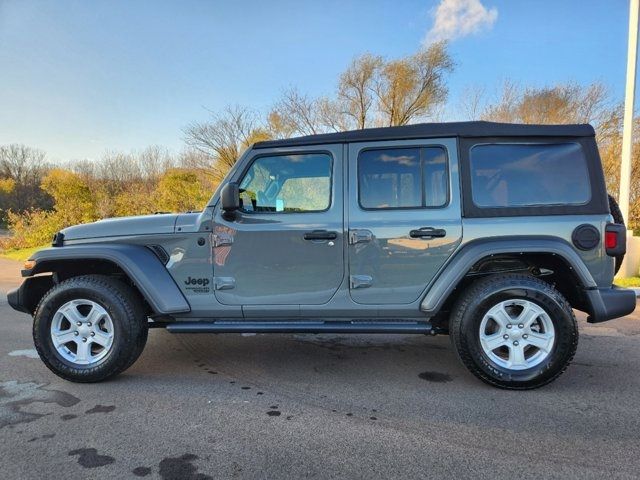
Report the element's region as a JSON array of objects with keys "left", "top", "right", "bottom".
[{"left": 1, "top": 257, "right": 639, "bottom": 479}]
